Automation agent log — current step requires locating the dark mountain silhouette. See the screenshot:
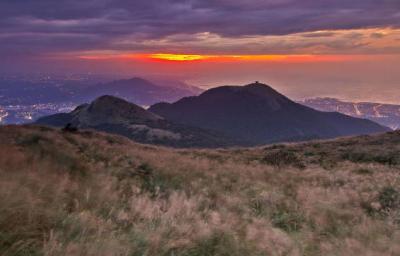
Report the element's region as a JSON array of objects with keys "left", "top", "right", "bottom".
[
  {"left": 149, "top": 82, "right": 390, "bottom": 144},
  {"left": 35, "top": 95, "right": 238, "bottom": 148},
  {"left": 86, "top": 77, "right": 202, "bottom": 106}
]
